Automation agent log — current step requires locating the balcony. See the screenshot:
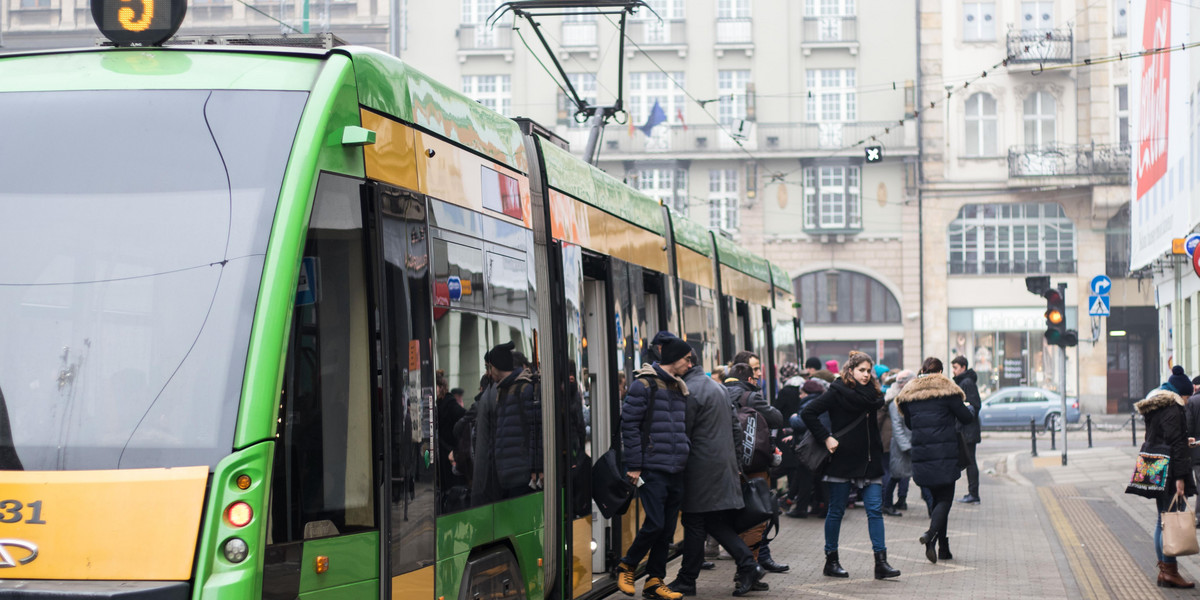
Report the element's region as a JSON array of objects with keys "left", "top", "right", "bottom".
[
  {"left": 715, "top": 18, "right": 753, "bottom": 55},
  {"left": 1006, "top": 28, "right": 1073, "bottom": 64},
  {"left": 573, "top": 121, "right": 914, "bottom": 157},
  {"left": 801, "top": 16, "right": 858, "bottom": 54},
  {"left": 1007, "top": 143, "right": 1131, "bottom": 181},
  {"left": 457, "top": 24, "right": 514, "bottom": 62},
  {"left": 624, "top": 19, "right": 688, "bottom": 56},
  {"left": 949, "top": 259, "right": 1076, "bottom": 275},
  {"left": 560, "top": 21, "right": 598, "bottom": 51}
]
